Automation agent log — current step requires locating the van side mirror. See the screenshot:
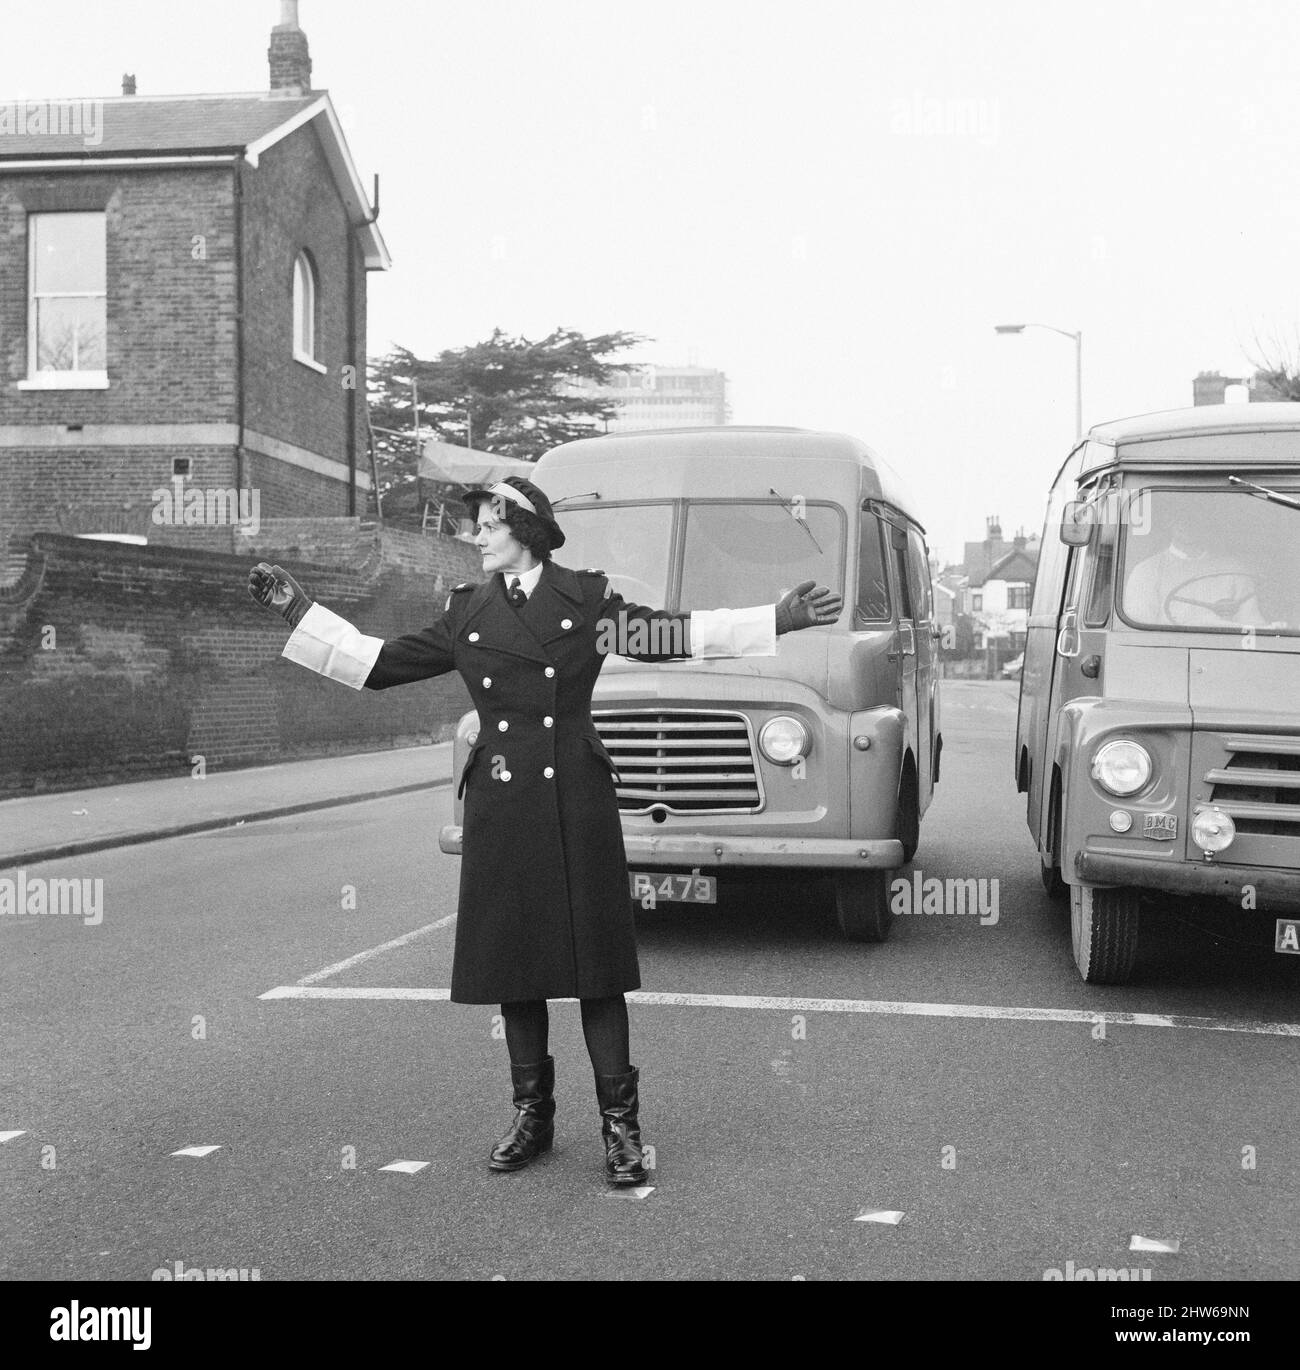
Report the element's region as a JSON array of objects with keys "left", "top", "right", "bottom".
[{"left": 1060, "top": 500, "right": 1094, "bottom": 546}]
